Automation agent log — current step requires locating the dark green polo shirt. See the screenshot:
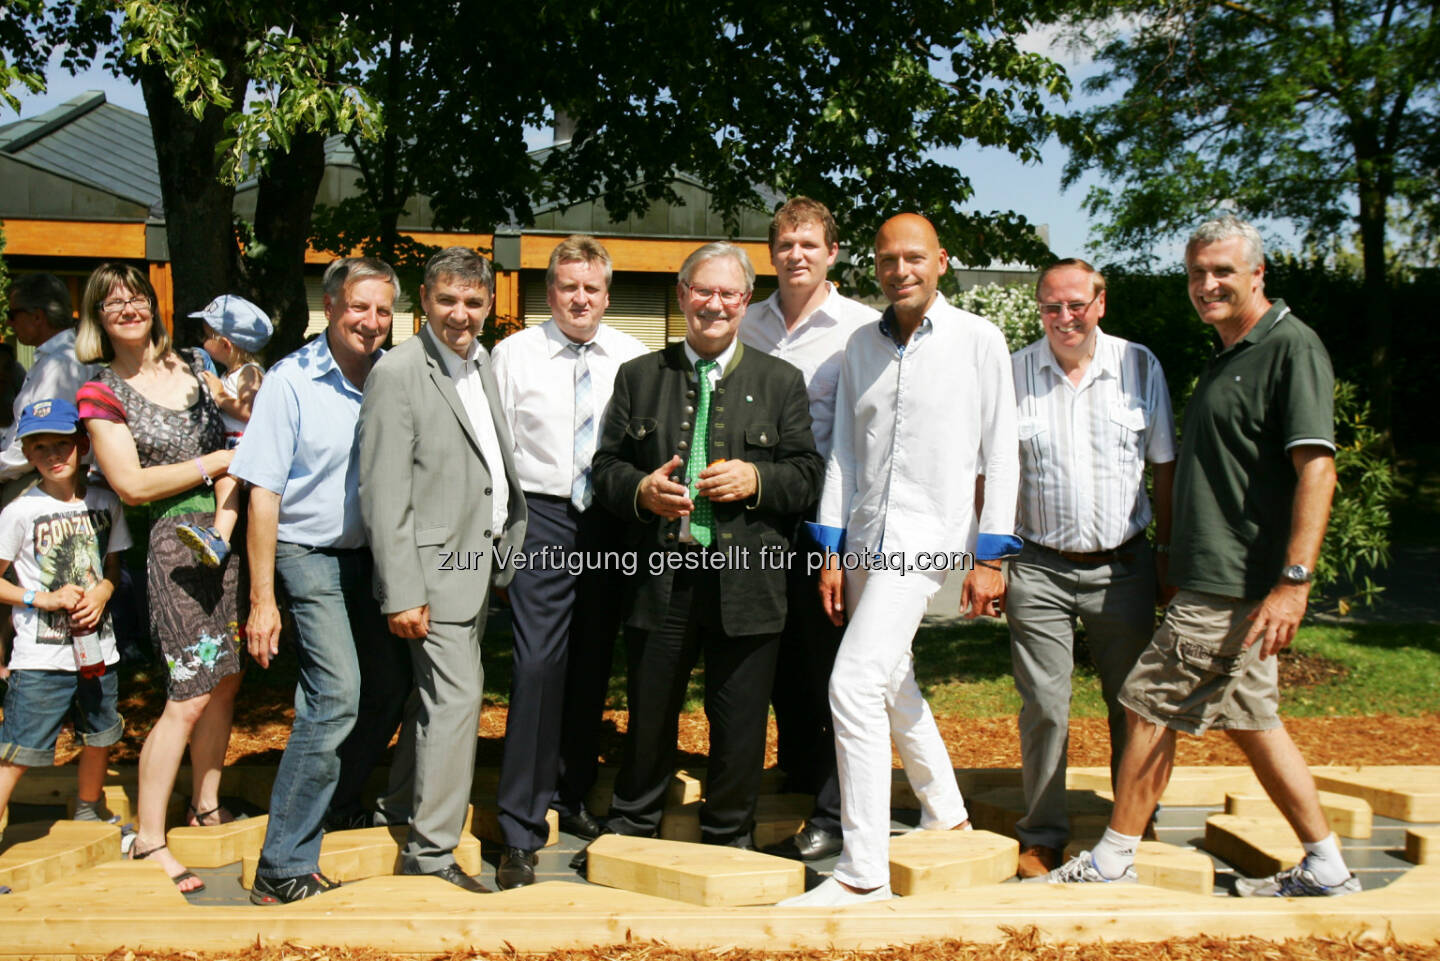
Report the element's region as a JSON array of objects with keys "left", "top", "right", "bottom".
[{"left": 1169, "top": 300, "right": 1335, "bottom": 600}]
